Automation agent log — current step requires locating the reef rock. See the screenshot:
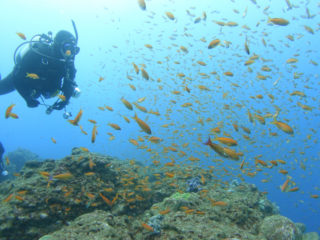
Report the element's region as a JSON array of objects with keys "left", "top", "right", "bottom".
[
  {"left": 39, "top": 210, "right": 132, "bottom": 240},
  {"left": 260, "top": 215, "right": 303, "bottom": 240}
]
